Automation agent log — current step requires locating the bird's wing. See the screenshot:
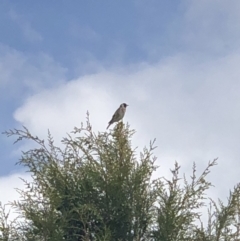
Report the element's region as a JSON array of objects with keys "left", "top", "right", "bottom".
[
  {"left": 113, "top": 108, "right": 122, "bottom": 119},
  {"left": 109, "top": 107, "right": 121, "bottom": 124}
]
